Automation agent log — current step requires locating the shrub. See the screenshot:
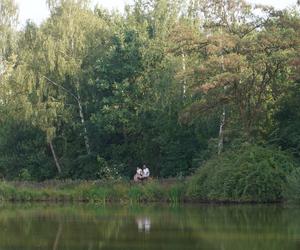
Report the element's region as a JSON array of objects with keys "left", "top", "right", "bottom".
[
  {"left": 18, "top": 169, "right": 32, "bottom": 181},
  {"left": 96, "top": 157, "right": 122, "bottom": 181},
  {"left": 187, "top": 144, "right": 296, "bottom": 202},
  {"left": 284, "top": 168, "right": 300, "bottom": 203},
  {"left": 0, "top": 182, "right": 16, "bottom": 200}
]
